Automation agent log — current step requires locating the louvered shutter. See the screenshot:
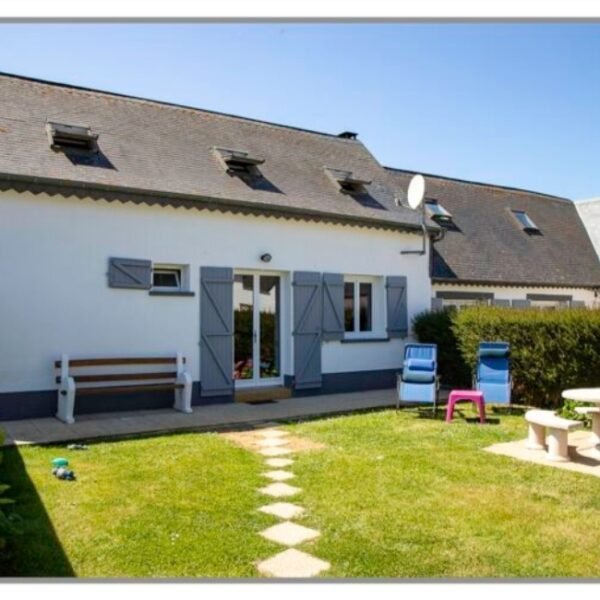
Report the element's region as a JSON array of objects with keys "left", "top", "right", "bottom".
[
  {"left": 322, "top": 273, "right": 344, "bottom": 341},
  {"left": 293, "top": 271, "right": 322, "bottom": 389},
  {"left": 200, "top": 267, "right": 234, "bottom": 397},
  {"left": 386, "top": 276, "right": 408, "bottom": 338},
  {"left": 108, "top": 257, "right": 152, "bottom": 289}
]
